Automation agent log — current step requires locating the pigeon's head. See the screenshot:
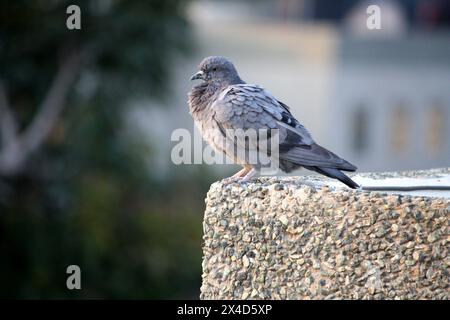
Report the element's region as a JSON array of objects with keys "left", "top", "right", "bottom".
[{"left": 190, "top": 56, "right": 242, "bottom": 84}]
